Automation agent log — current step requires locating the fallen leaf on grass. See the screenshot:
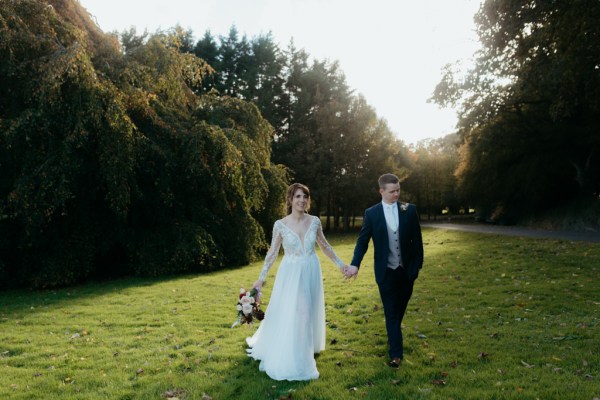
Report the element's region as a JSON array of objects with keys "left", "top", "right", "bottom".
[
  {"left": 449, "top": 361, "right": 458, "bottom": 368},
  {"left": 330, "top": 338, "right": 338, "bottom": 345},
  {"left": 163, "top": 388, "right": 186, "bottom": 399},
  {"left": 202, "top": 393, "right": 213, "bottom": 400},
  {"left": 391, "top": 379, "right": 400, "bottom": 385},
  {"left": 432, "top": 379, "right": 446, "bottom": 386},
  {"left": 553, "top": 335, "right": 582, "bottom": 341},
  {"left": 520, "top": 360, "right": 534, "bottom": 368},
  {"left": 478, "top": 352, "right": 489, "bottom": 359},
  {"left": 136, "top": 368, "right": 144, "bottom": 375}
]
